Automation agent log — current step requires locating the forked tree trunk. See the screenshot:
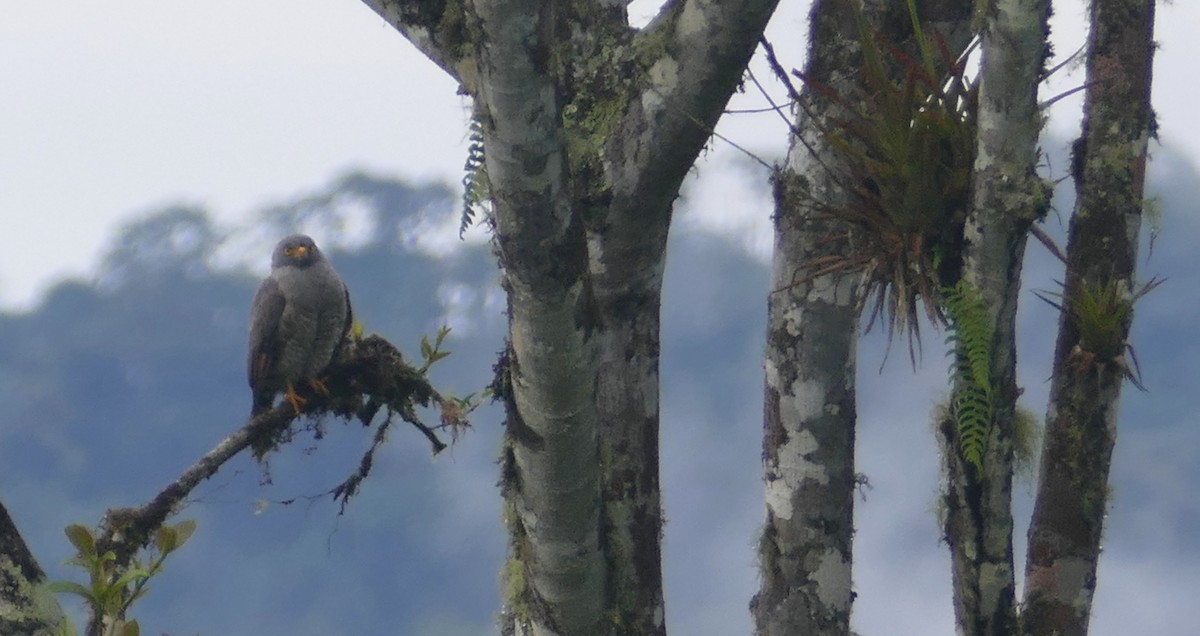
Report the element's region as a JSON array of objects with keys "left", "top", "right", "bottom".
[
  {"left": 1022, "top": 2, "right": 1157, "bottom": 634},
  {"left": 940, "top": 0, "right": 1049, "bottom": 634}
]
